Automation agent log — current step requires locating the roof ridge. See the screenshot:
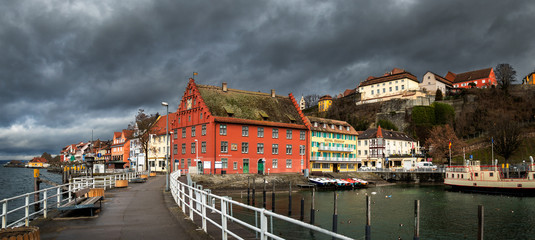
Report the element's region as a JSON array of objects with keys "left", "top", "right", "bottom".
[{"left": 197, "top": 84, "right": 286, "bottom": 98}]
